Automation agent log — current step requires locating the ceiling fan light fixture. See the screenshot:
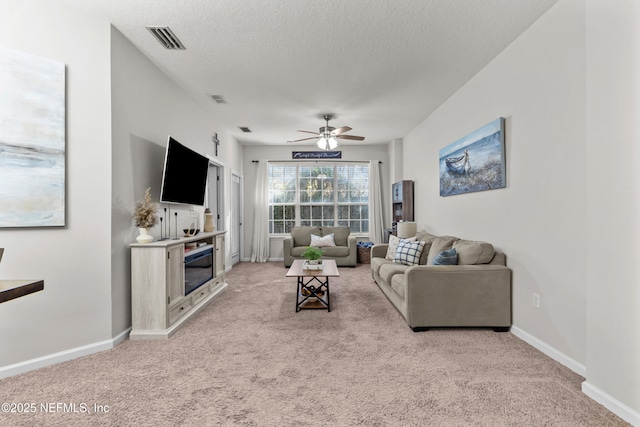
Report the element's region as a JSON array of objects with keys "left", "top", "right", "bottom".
[
  {"left": 317, "top": 137, "right": 326, "bottom": 149},
  {"left": 328, "top": 137, "right": 338, "bottom": 149}
]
